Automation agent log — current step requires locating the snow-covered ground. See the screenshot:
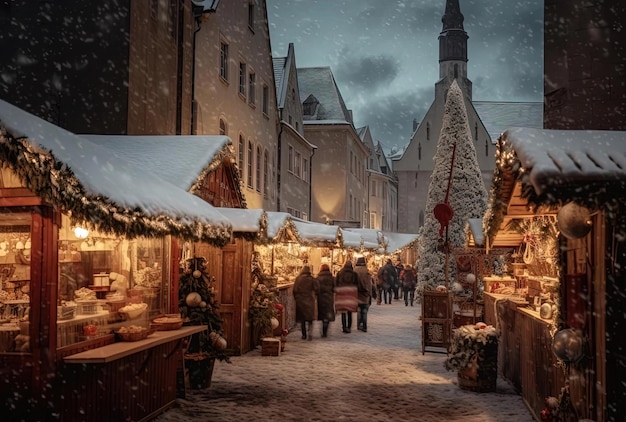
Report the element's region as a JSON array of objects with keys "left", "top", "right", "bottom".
[{"left": 155, "top": 300, "right": 534, "bottom": 422}]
